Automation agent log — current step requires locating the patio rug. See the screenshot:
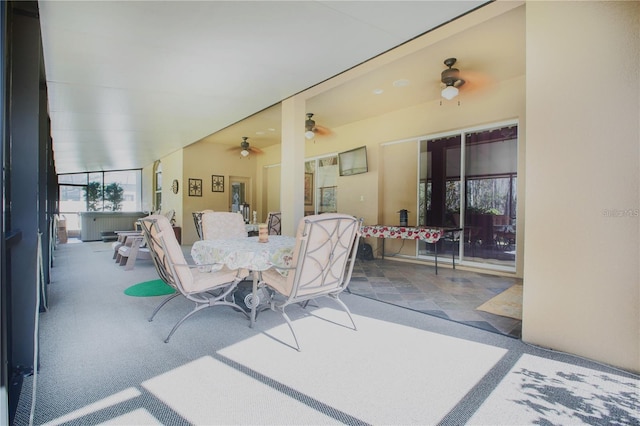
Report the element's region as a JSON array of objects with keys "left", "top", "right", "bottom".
[
  {"left": 476, "top": 284, "right": 523, "bottom": 320},
  {"left": 124, "top": 279, "right": 175, "bottom": 297}
]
